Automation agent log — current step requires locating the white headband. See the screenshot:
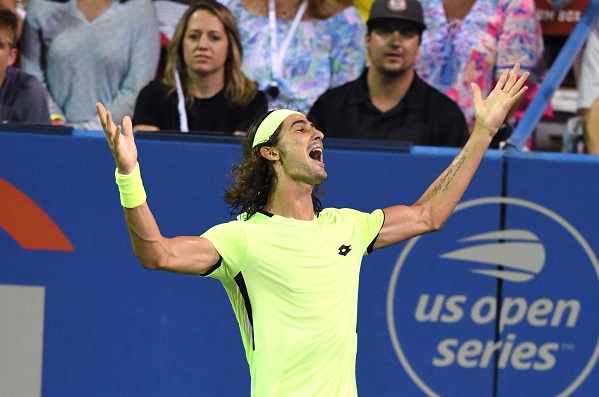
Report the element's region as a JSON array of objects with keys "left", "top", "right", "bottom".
[{"left": 252, "top": 109, "right": 303, "bottom": 148}]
